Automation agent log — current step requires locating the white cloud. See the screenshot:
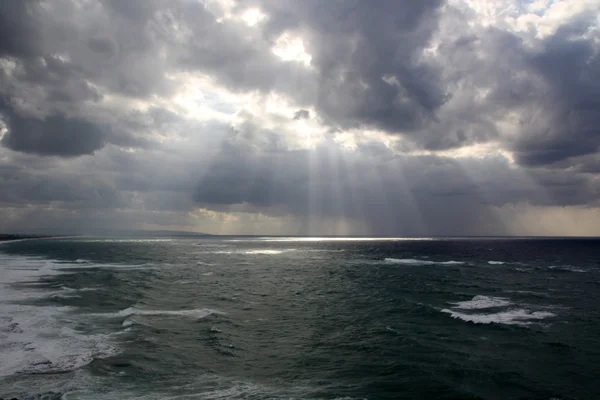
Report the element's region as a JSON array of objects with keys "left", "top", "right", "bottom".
[{"left": 272, "top": 33, "right": 312, "bottom": 67}]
